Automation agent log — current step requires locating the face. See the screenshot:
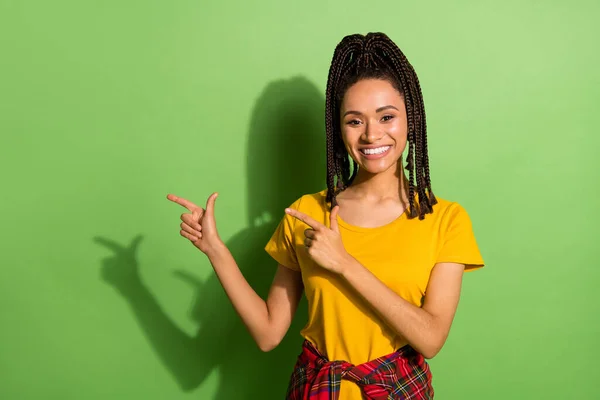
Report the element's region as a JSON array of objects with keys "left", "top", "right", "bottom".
[{"left": 340, "top": 78, "right": 408, "bottom": 175}]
